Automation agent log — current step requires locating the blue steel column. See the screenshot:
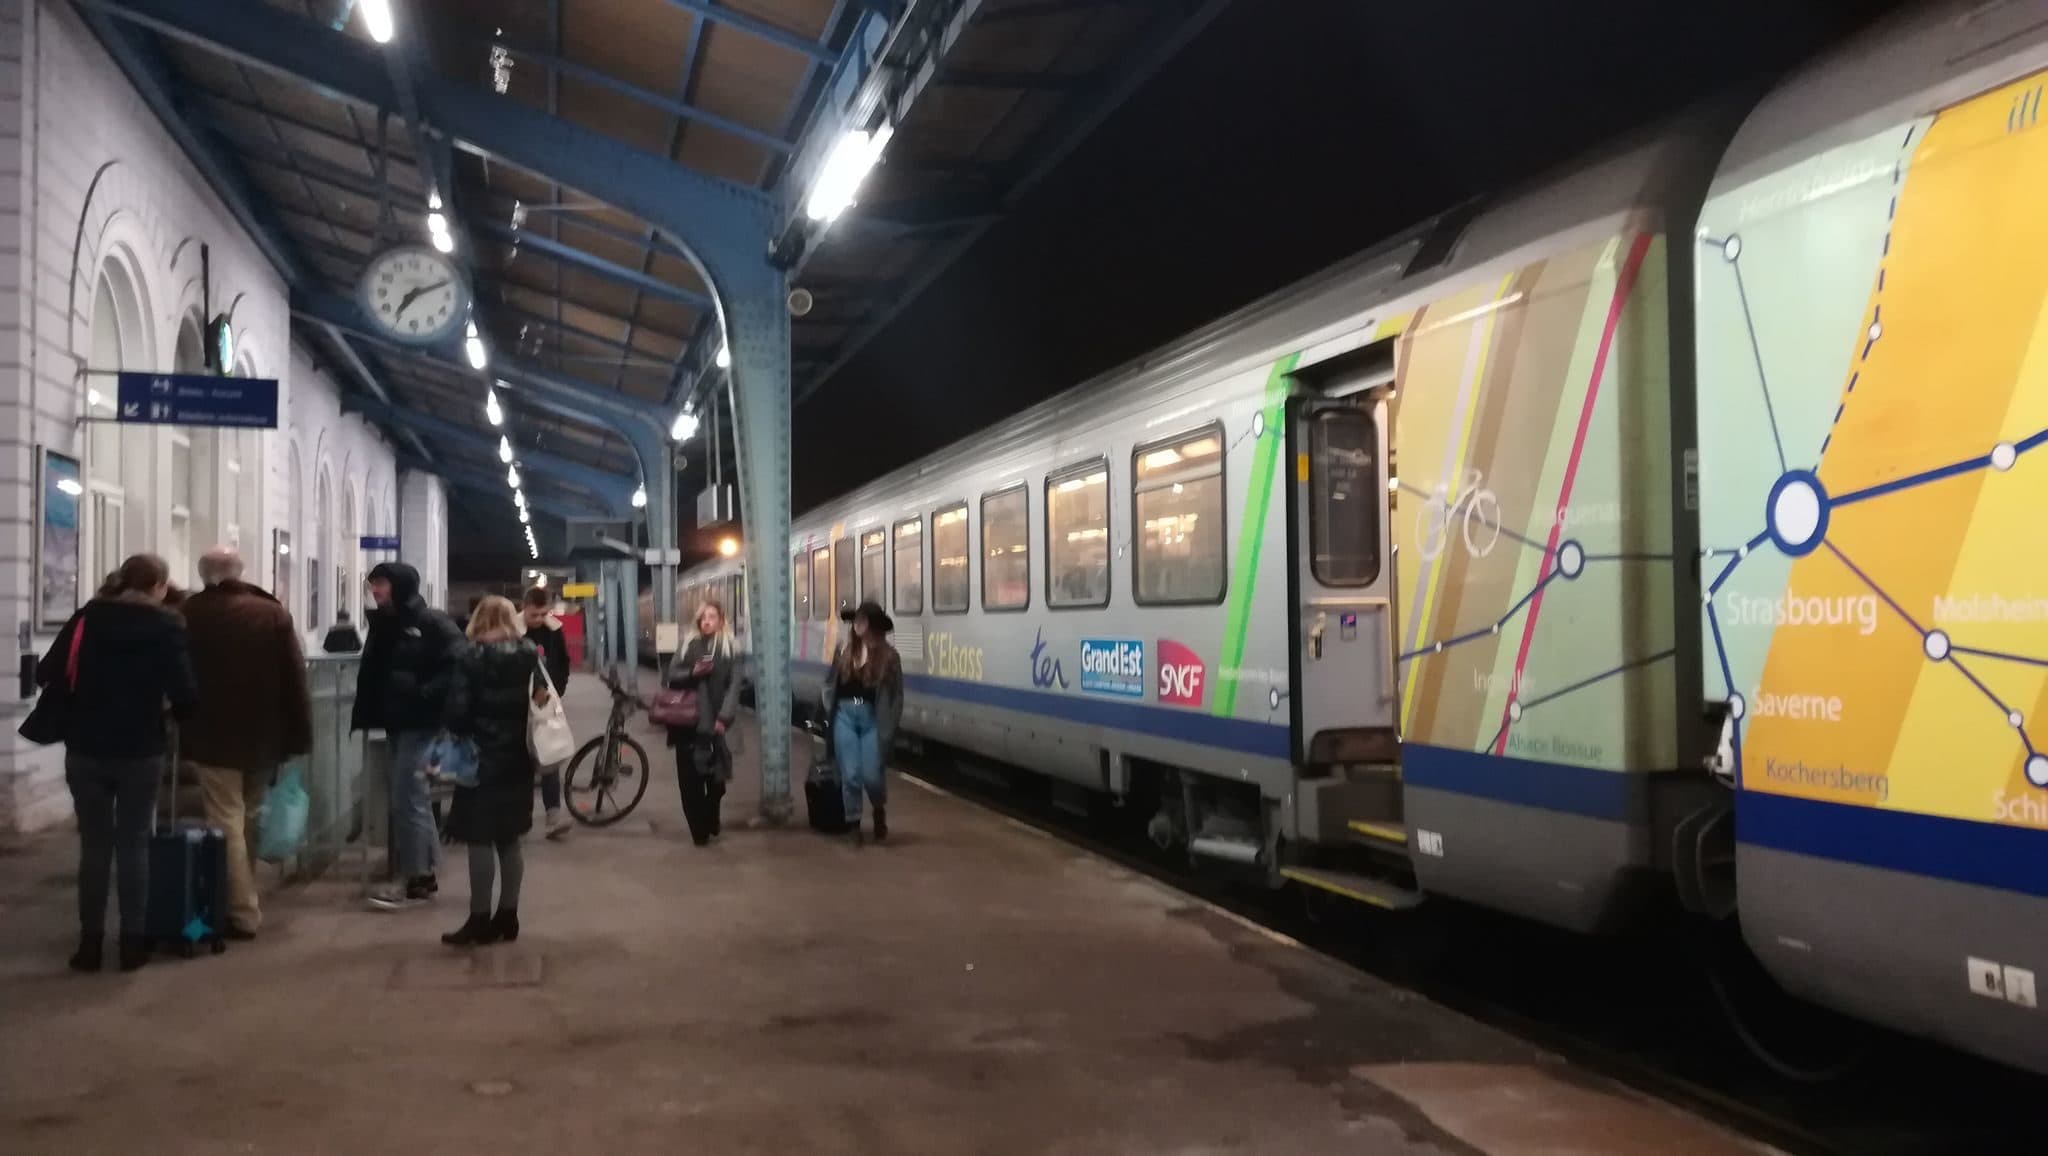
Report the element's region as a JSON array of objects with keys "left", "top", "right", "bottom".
[{"left": 721, "top": 266, "right": 795, "bottom": 820}]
